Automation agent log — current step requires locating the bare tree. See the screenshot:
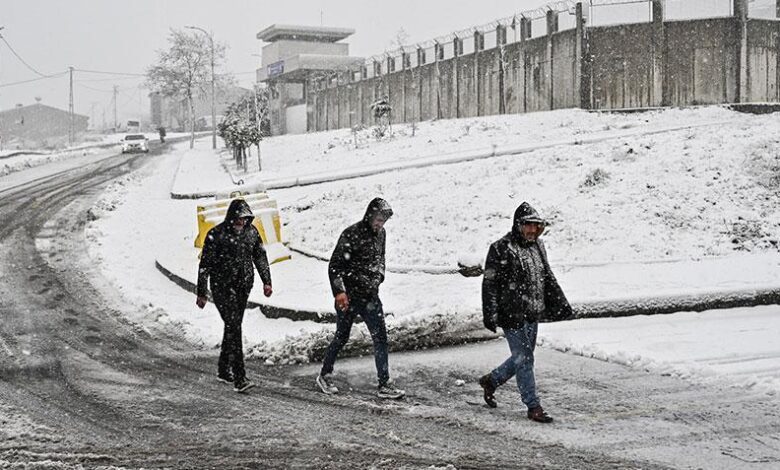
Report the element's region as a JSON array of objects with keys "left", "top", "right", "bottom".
[{"left": 146, "top": 29, "right": 229, "bottom": 149}]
